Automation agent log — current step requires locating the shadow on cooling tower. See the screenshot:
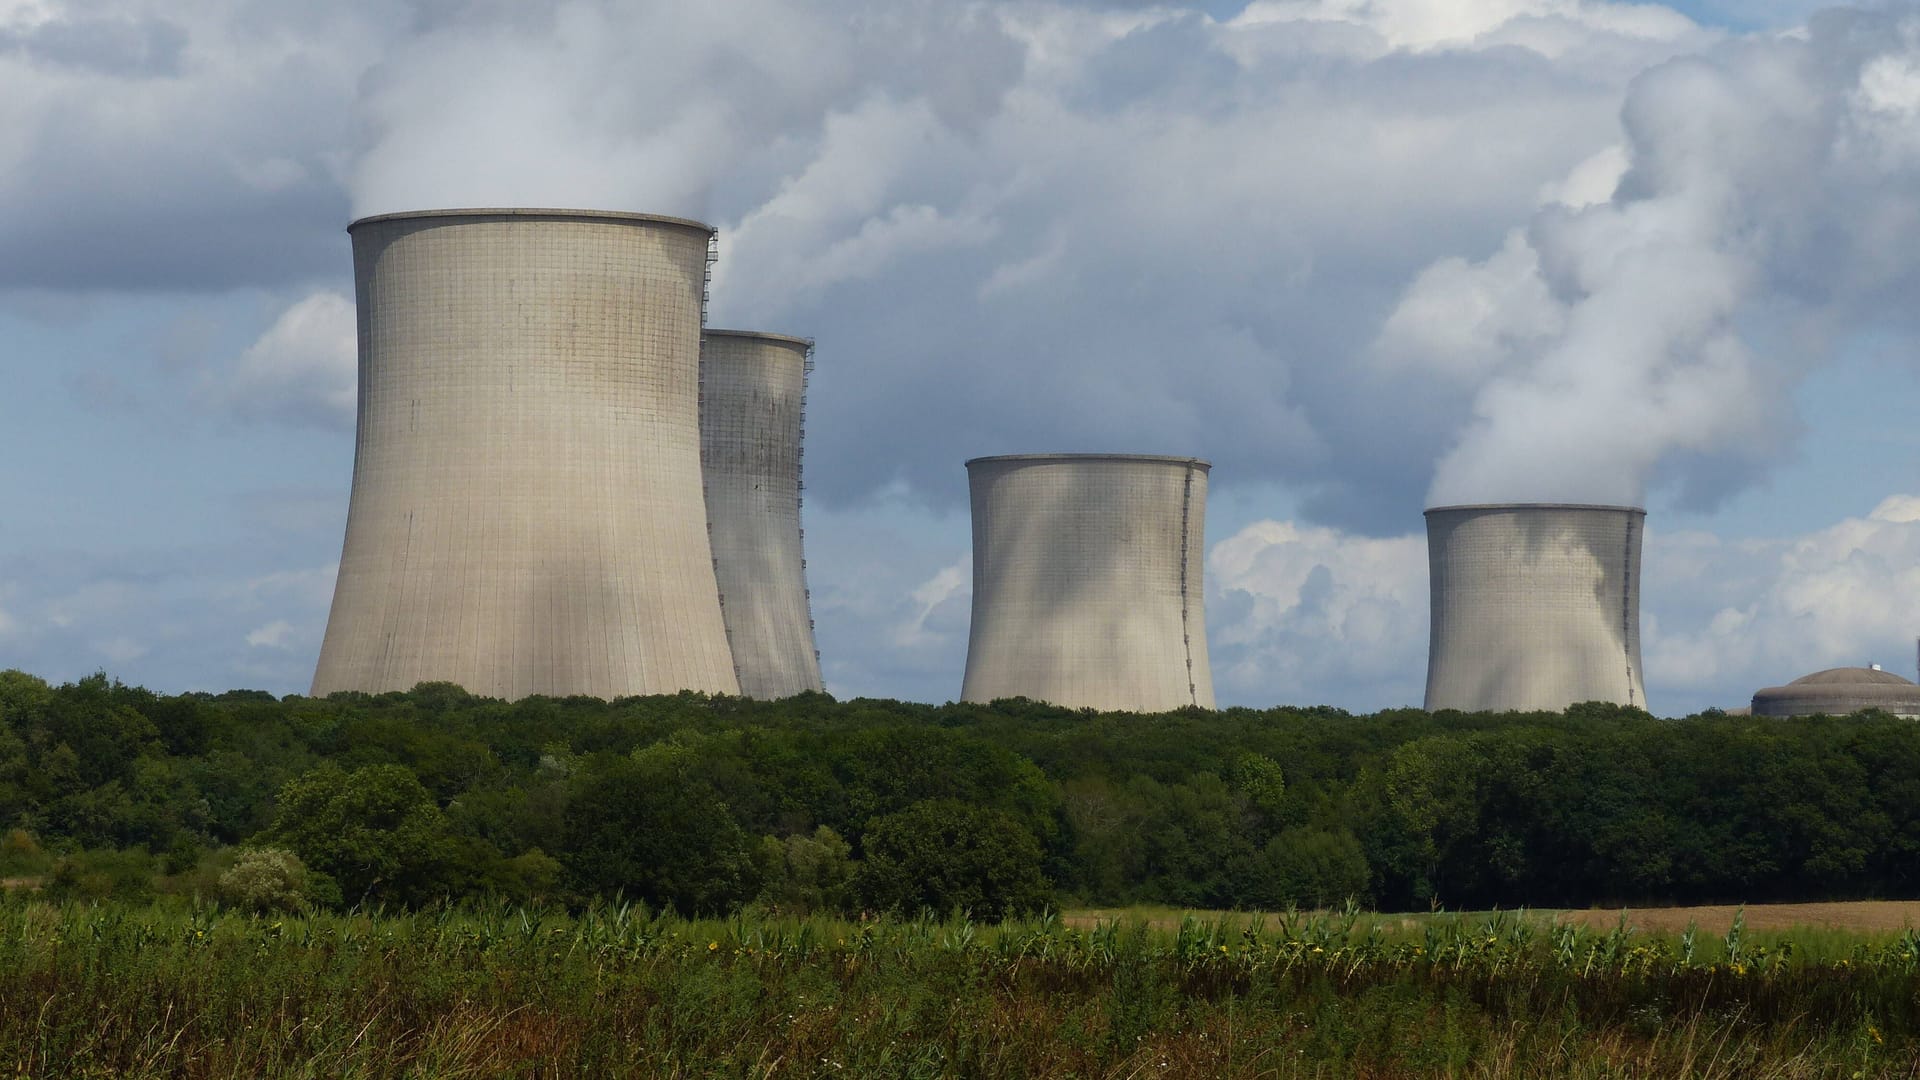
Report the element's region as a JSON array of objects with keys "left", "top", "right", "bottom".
[
  {"left": 1423, "top": 504, "right": 1644, "bottom": 713},
  {"left": 961, "top": 455, "right": 1212, "bottom": 712}
]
